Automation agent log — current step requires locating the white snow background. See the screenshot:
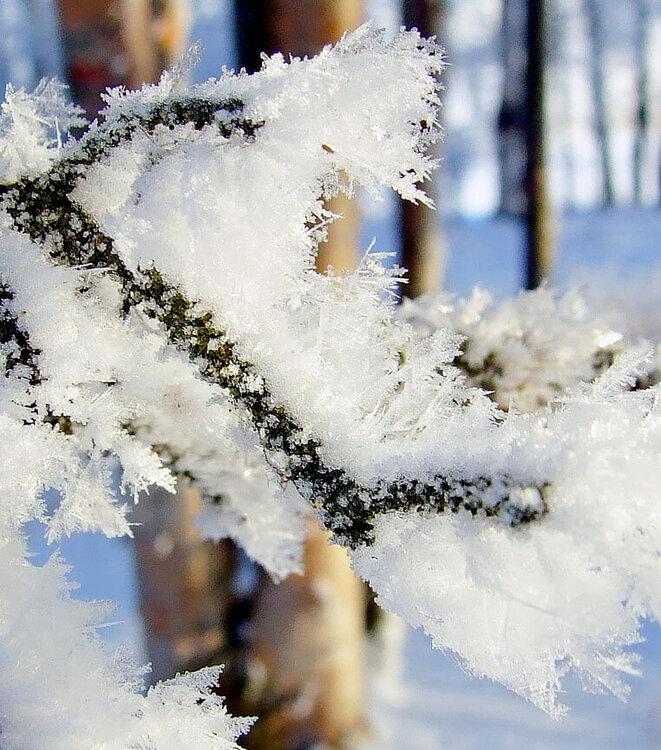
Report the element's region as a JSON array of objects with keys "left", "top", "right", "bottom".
[{"left": 7, "top": 0, "right": 661, "bottom": 747}]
